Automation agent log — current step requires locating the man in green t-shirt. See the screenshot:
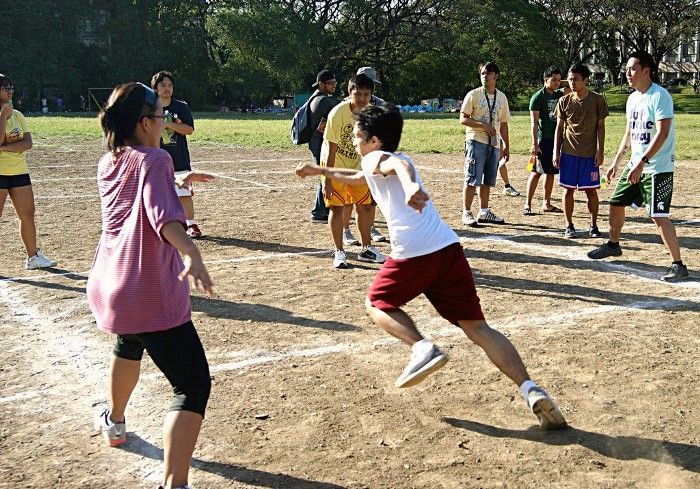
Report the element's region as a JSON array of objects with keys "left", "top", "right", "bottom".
[{"left": 524, "top": 66, "right": 567, "bottom": 215}]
